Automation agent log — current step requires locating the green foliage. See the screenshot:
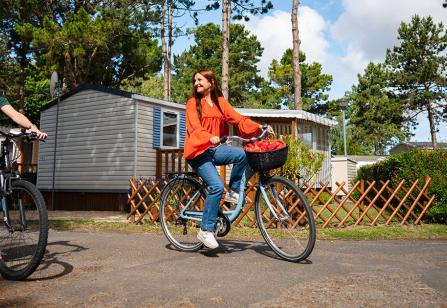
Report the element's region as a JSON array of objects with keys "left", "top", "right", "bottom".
[
  {"left": 172, "top": 23, "right": 263, "bottom": 105},
  {"left": 120, "top": 74, "right": 164, "bottom": 100},
  {"left": 204, "top": 0, "right": 273, "bottom": 21},
  {"left": 330, "top": 122, "right": 372, "bottom": 156},
  {"left": 23, "top": 65, "right": 52, "bottom": 125},
  {"left": 385, "top": 15, "right": 447, "bottom": 144},
  {"left": 32, "top": 3, "right": 162, "bottom": 89},
  {"left": 267, "top": 49, "right": 332, "bottom": 113},
  {"left": 349, "top": 62, "right": 408, "bottom": 155},
  {"left": 278, "top": 135, "right": 325, "bottom": 183},
  {"left": 356, "top": 149, "right": 447, "bottom": 223}
]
